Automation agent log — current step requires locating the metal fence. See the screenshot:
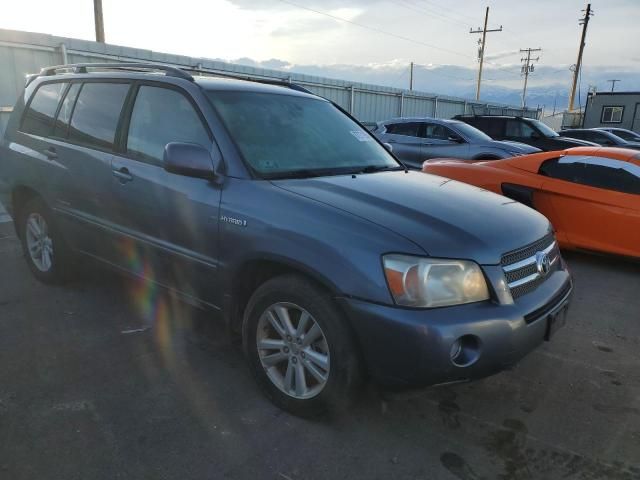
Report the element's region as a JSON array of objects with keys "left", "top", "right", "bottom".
[{"left": 0, "top": 28, "right": 540, "bottom": 136}]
